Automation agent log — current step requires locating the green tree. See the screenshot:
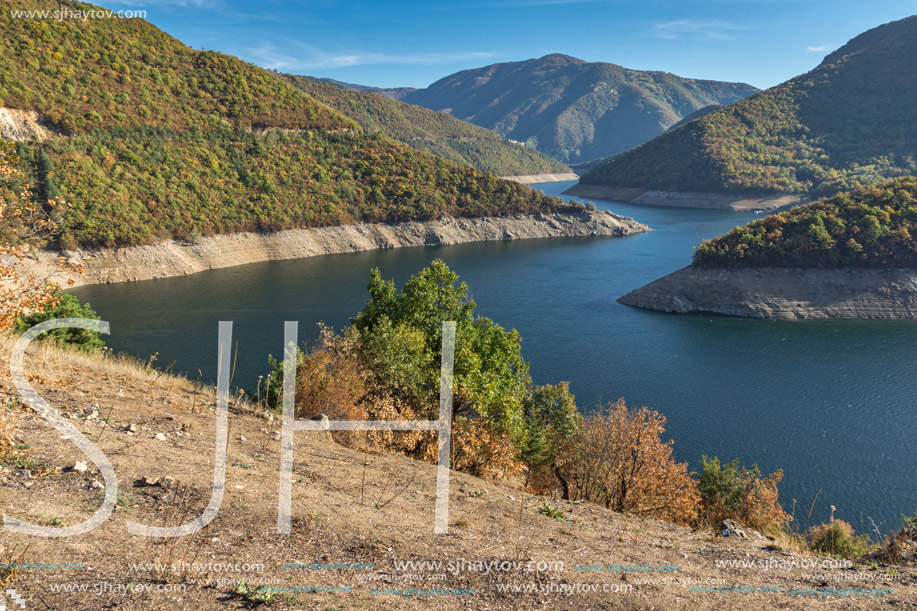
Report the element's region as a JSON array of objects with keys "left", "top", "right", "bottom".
[
  {"left": 351, "top": 259, "right": 532, "bottom": 441},
  {"left": 15, "top": 291, "right": 105, "bottom": 352},
  {"left": 521, "top": 382, "right": 581, "bottom": 487}
]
